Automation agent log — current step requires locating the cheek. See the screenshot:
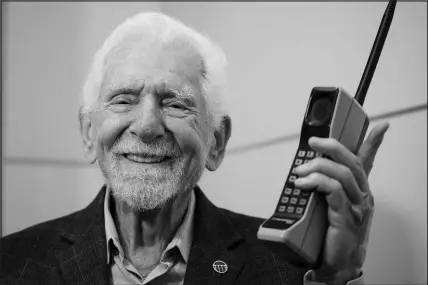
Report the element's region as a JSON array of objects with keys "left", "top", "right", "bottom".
[
  {"left": 93, "top": 114, "right": 132, "bottom": 154},
  {"left": 166, "top": 117, "right": 207, "bottom": 156}
]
